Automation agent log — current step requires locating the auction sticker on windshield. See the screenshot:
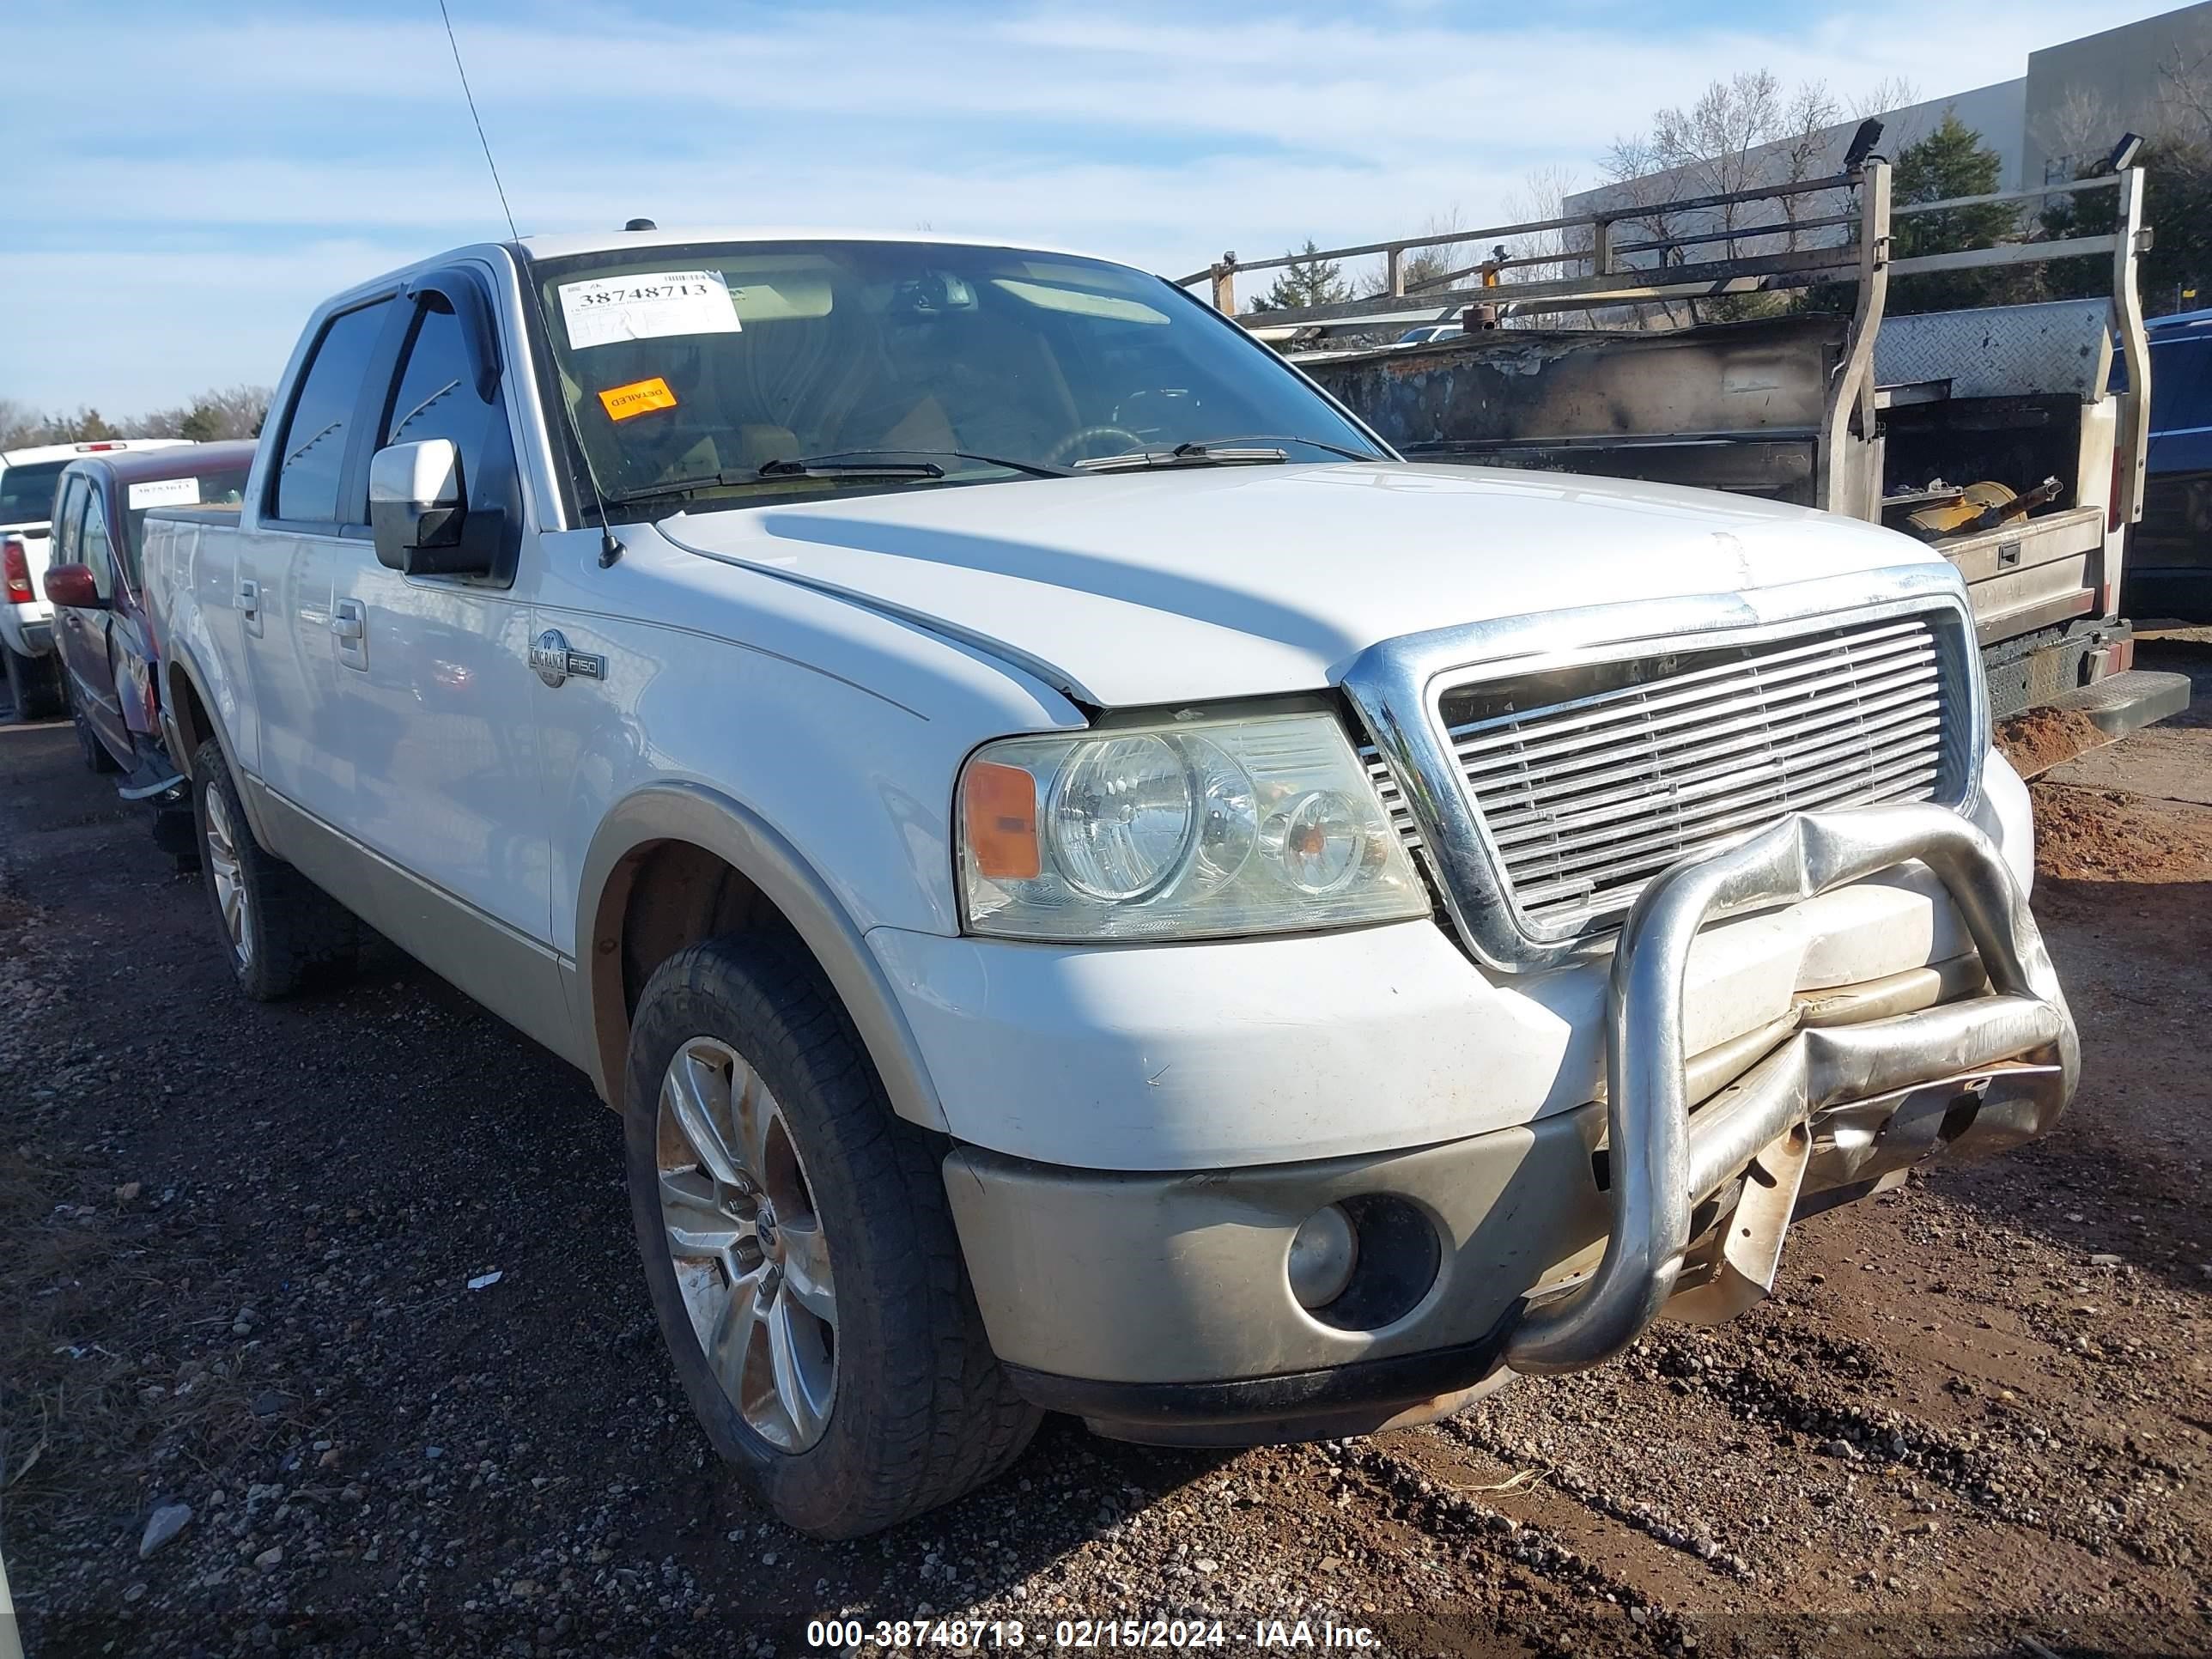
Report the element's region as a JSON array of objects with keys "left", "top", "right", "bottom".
[
  {"left": 559, "top": 270, "right": 742, "bottom": 350},
  {"left": 128, "top": 477, "right": 201, "bottom": 508},
  {"left": 599, "top": 376, "right": 679, "bottom": 422}
]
